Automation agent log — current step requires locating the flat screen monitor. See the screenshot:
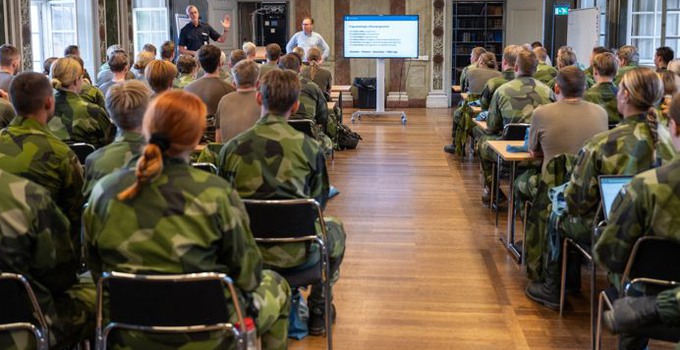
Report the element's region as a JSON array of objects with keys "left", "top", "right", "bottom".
[
  {"left": 598, "top": 175, "right": 634, "bottom": 221},
  {"left": 344, "top": 15, "right": 419, "bottom": 59}
]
